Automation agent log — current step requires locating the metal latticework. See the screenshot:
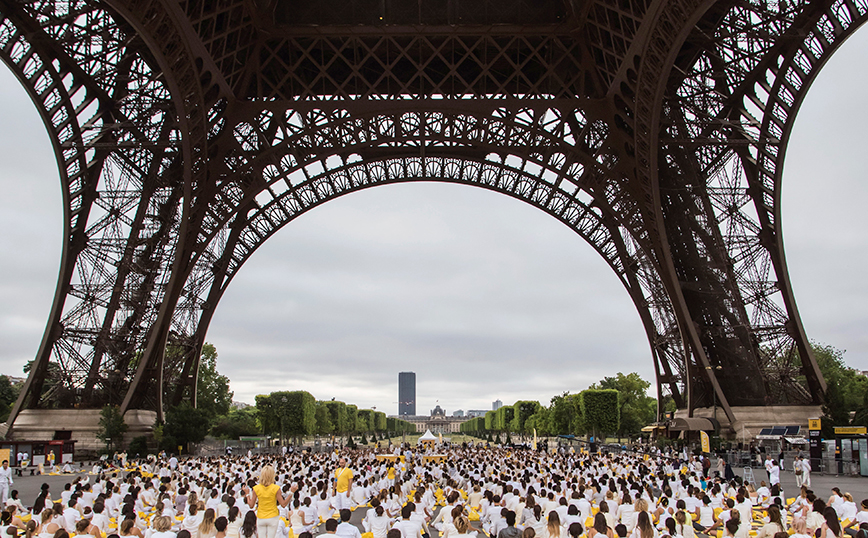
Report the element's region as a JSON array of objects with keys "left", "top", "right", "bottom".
[{"left": 4, "top": 0, "right": 863, "bottom": 428}]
